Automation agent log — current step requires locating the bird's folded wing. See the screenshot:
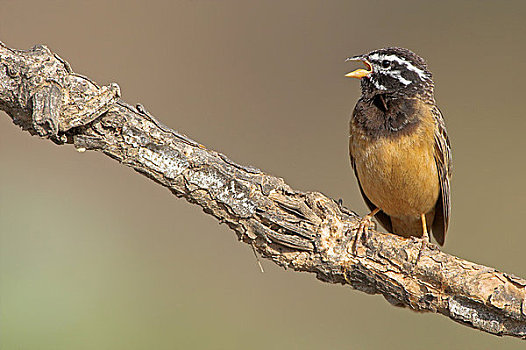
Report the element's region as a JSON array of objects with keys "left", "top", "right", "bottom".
[{"left": 431, "top": 106, "right": 452, "bottom": 245}]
